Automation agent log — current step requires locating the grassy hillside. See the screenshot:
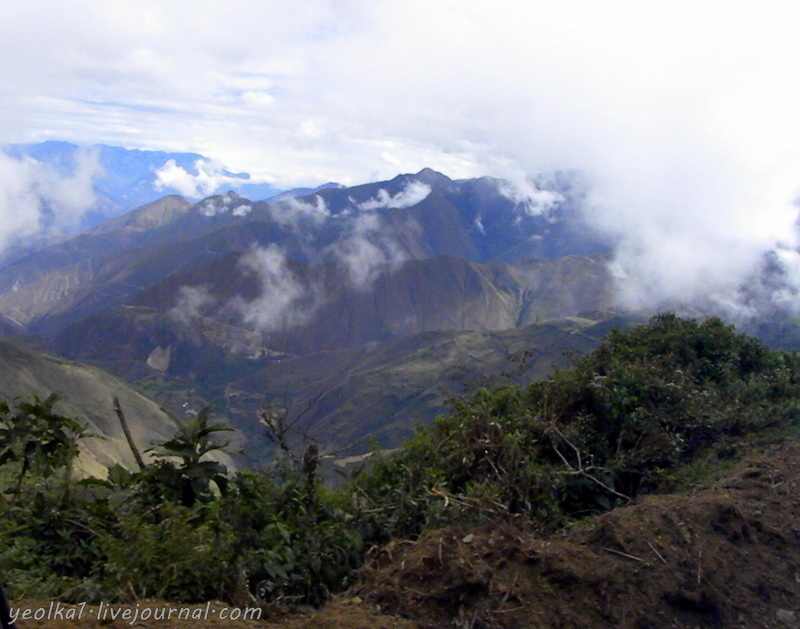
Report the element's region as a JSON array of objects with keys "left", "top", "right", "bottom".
[
  {"left": 0, "top": 340, "right": 184, "bottom": 476},
  {"left": 50, "top": 315, "right": 624, "bottom": 467}
]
